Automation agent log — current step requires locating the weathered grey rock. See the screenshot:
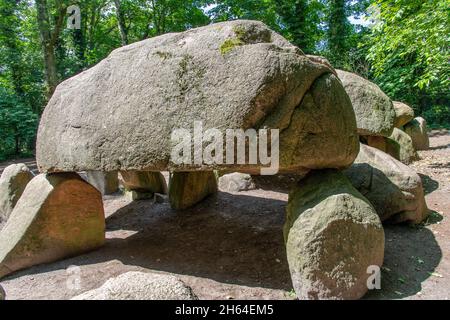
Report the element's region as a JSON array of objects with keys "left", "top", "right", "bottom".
[
  {"left": 36, "top": 20, "right": 358, "bottom": 174},
  {"left": 71, "top": 271, "right": 197, "bottom": 300},
  {"left": 344, "top": 144, "right": 428, "bottom": 224},
  {"left": 389, "top": 128, "right": 418, "bottom": 164},
  {"left": 218, "top": 172, "right": 256, "bottom": 192},
  {"left": 337, "top": 69, "right": 395, "bottom": 137},
  {"left": 404, "top": 117, "right": 429, "bottom": 150},
  {"left": 306, "top": 55, "right": 337, "bottom": 75},
  {"left": 169, "top": 171, "right": 217, "bottom": 209},
  {"left": 119, "top": 171, "right": 167, "bottom": 194},
  {"left": 284, "top": 170, "right": 384, "bottom": 300},
  {"left": 125, "top": 190, "right": 153, "bottom": 201},
  {"left": 0, "top": 173, "right": 105, "bottom": 278},
  {"left": 393, "top": 101, "right": 414, "bottom": 128},
  {"left": 365, "top": 135, "right": 400, "bottom": 160},
  {"left": 86, "top": 171, "right": 119, "bottom": 195},
  {"left": 0, "top": 164, "right": 34, "bottom": 223},
  {"left": 0, "top": 283, "right": 5, "bottom": 300}
]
